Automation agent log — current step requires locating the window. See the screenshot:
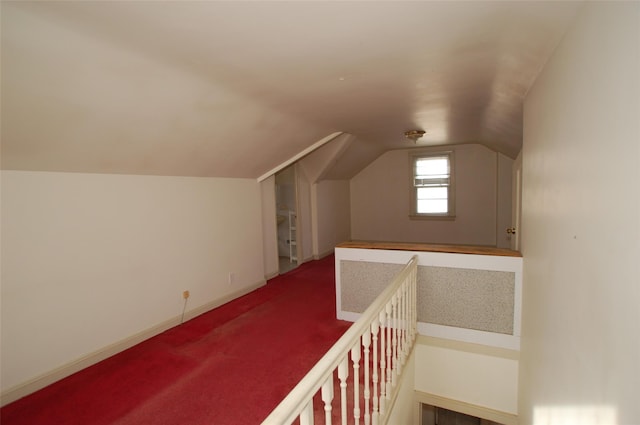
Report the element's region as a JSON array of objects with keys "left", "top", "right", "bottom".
[{"left": 410, "top": 150, "right": 455, "bottom": 218}]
